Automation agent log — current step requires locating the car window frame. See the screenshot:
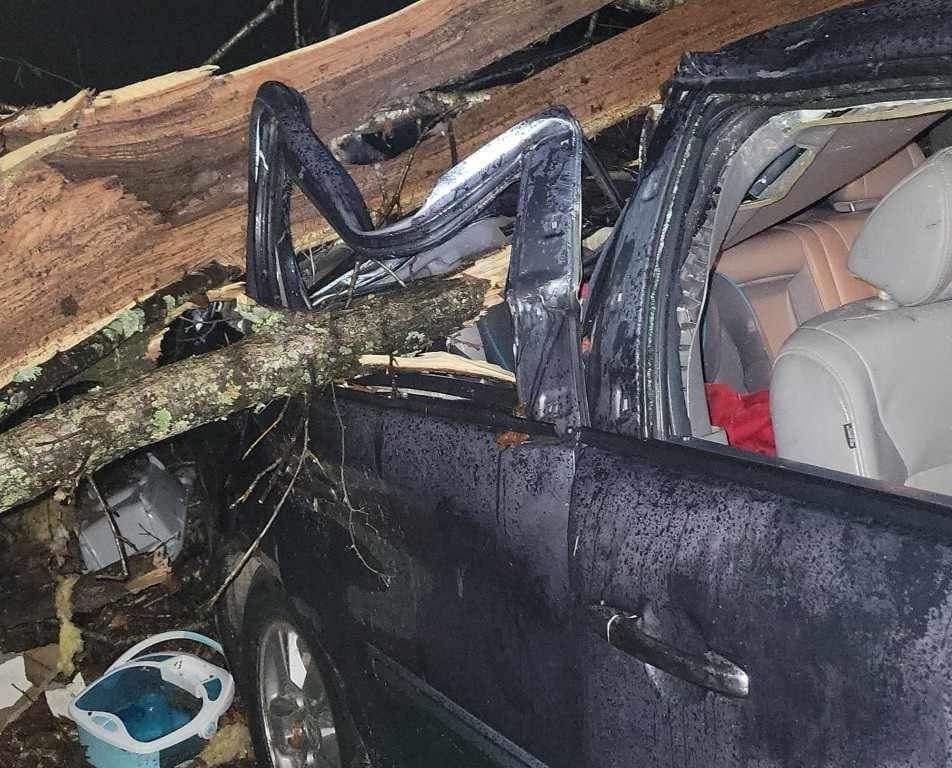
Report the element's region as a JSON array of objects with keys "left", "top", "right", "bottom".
[{"left": 641, "top": 77, "right": 952, "bottom": 514}]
